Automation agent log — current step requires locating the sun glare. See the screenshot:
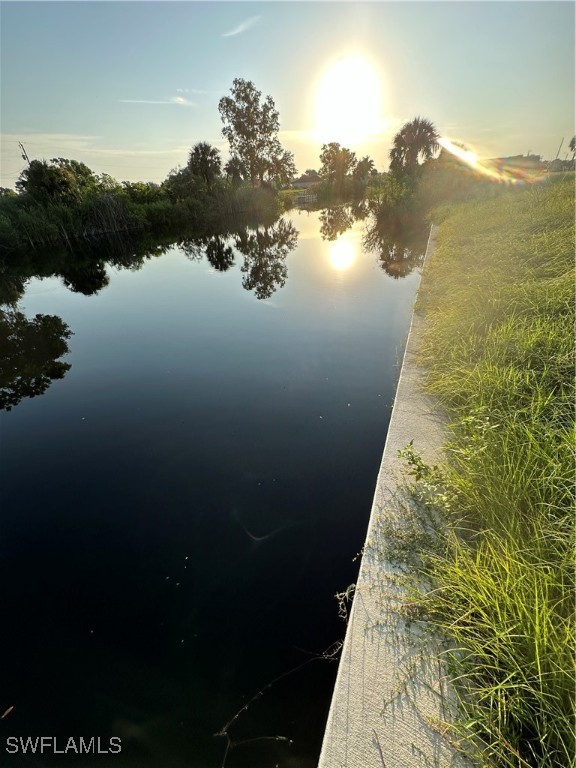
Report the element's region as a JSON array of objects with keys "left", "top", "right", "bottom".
[
  {"left": 437, "top": 137, "right": 536, "bottom": 185},
  {"left": 328, "top": 238, "right": 356, "bottom": 271},
  {"left": 438, "top": 137, "right": 479, "bottom": 168},
  {"left": 315, "top": 55, "right": 384, "bottom": 146}
]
